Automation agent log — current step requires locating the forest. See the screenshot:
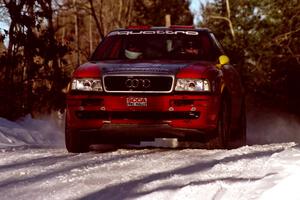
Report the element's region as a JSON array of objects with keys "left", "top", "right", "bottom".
[{"left": 0, "top": 0, "right": 299, "bottom": 120}]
